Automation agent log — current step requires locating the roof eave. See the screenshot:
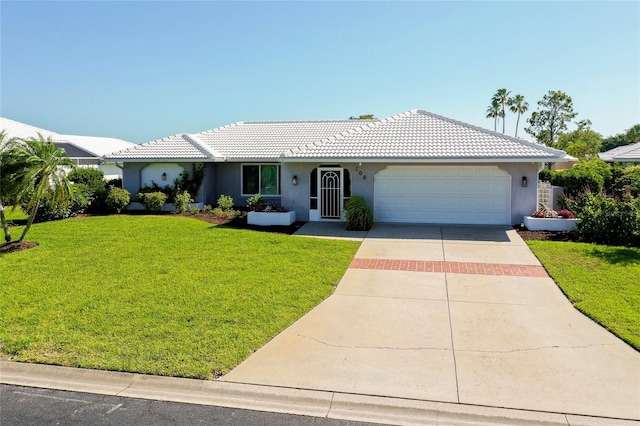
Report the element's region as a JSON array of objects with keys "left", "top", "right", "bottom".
[
  {"left": 102, "top": 157, "right": 222, "bottom": 163},
  {"left": 281, "top": 156, "right": 574, "bottom": 163}
]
